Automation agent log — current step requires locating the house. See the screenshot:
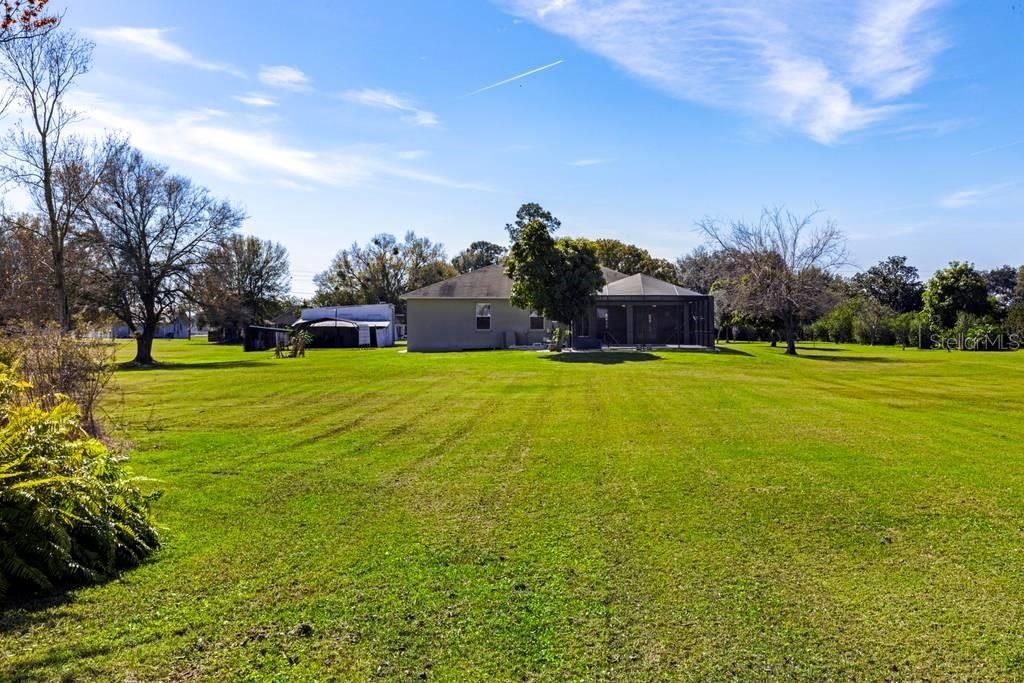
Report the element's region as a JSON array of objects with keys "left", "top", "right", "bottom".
[
  {"left": 112, "top": 316, "right": 190, "bottom": 340},
  {"left": 402, "top": 264, "right": 715, "bottom": 352},
  {"left": 292, "top": 303, "right": 396, "bottom": 348}
]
